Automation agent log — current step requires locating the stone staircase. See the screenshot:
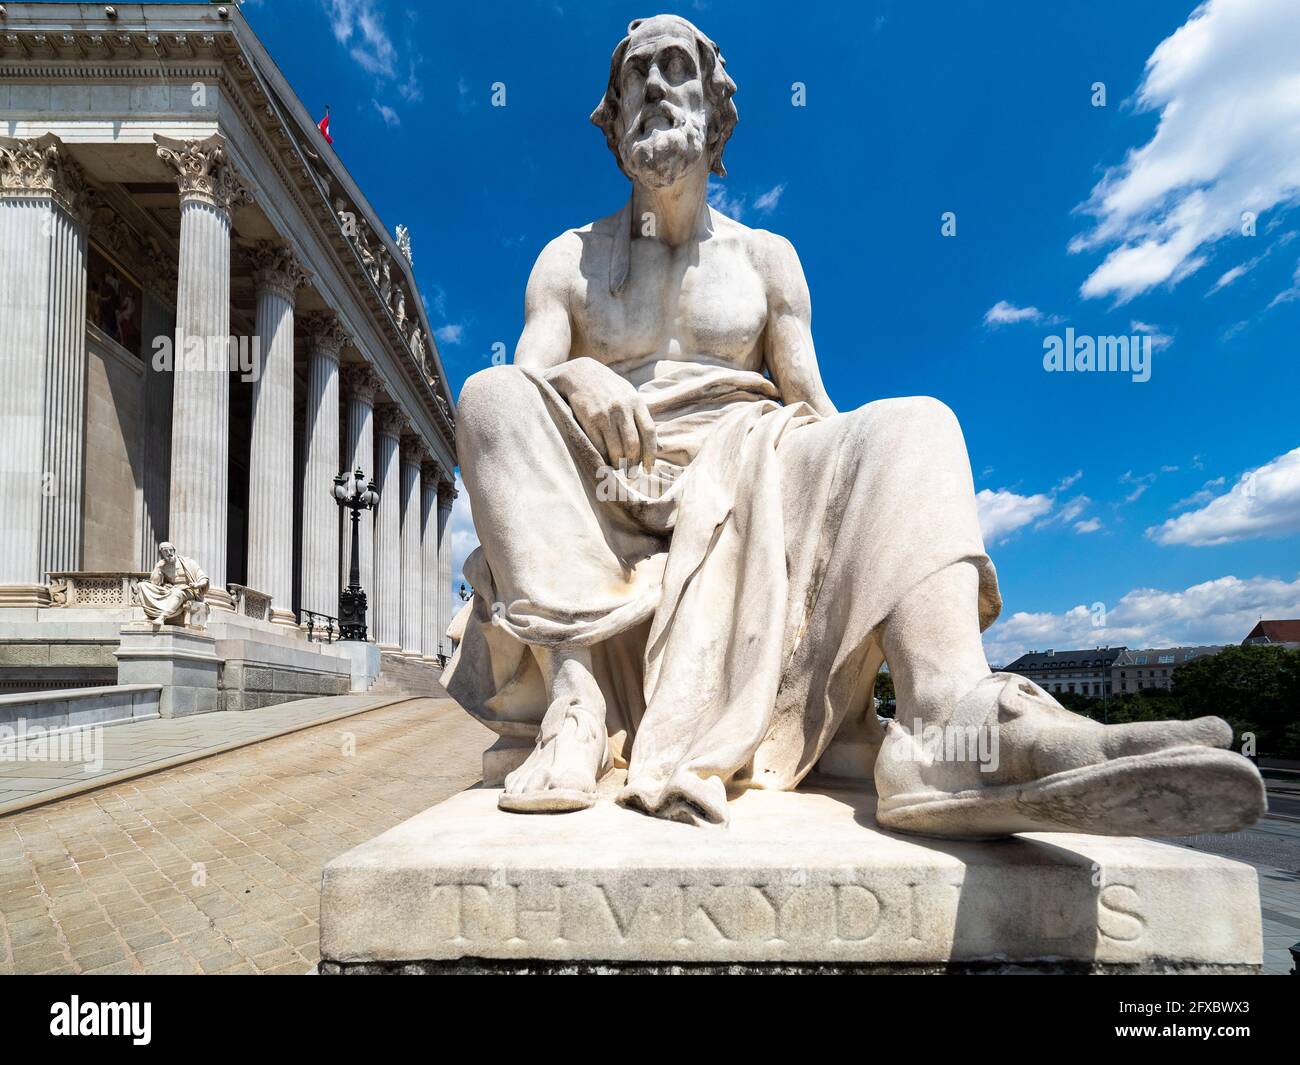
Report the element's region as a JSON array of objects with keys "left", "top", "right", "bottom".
[{"left": 370, "top": 652, "right": 448, "bottom": 697}]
